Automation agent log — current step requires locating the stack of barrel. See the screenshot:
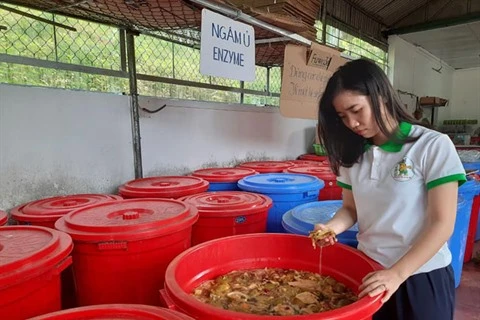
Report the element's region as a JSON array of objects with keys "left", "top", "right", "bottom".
[{"left": 1, "top": 151, "right": 351, "bottom": 319}]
